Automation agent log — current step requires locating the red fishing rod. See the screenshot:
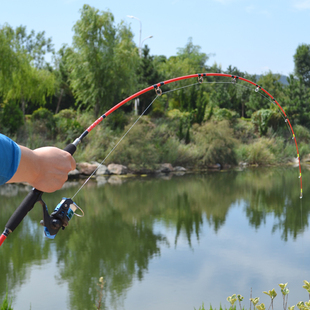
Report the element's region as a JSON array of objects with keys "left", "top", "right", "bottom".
[{"left": 0, "top": 73, "right": 303, "bottom": 247}]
